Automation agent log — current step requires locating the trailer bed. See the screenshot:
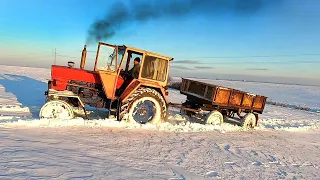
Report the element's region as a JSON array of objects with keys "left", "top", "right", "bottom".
[{"left": 180, "top": 78, "right": 268, "bottom": 114}]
